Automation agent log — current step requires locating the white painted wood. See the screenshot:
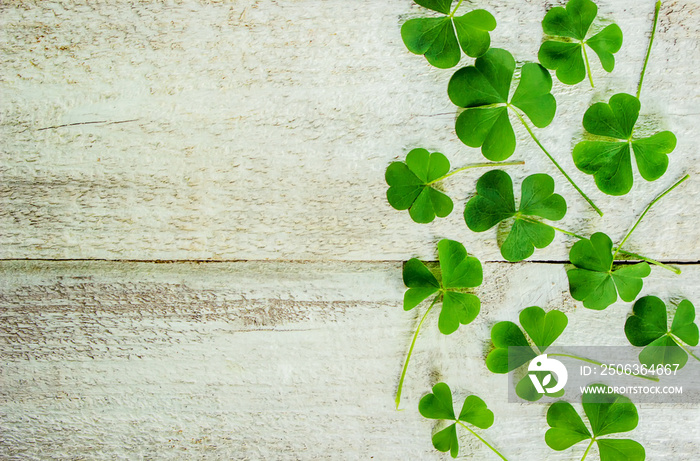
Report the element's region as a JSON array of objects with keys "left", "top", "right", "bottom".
[
  {"left": 1, "top": 0, "right": 699, "bottom": 261},
  {"left": 1, "top": 261, "right": 699, "bottom": 459},
  {"left": 2, "top": 1, "right": 699, "bottom": 459}
]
